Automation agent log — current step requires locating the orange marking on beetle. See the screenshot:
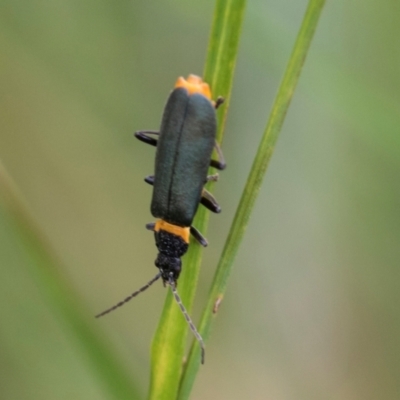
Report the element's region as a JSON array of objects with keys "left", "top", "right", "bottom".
[
  {"left": 154, "top": 219, "right": 190, "bottom": 244},
  {"left": 175, "top": 75, "right": 212, "bottom": 100}
]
